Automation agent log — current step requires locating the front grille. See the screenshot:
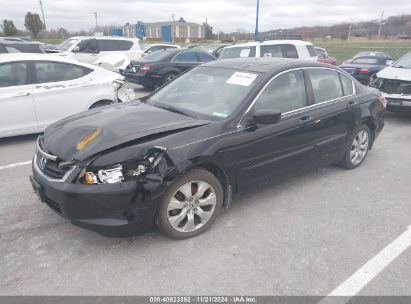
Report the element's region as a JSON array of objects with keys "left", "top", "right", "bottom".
[
  {"left": 36, "top": 136, "right": 72, "bottom": 180},
  {"left": 37, "top": 155, "right": 70, "bottom": 179},
  {"left": 382, "top": 79, "right": 411, "bottom": 95},
  {"left": 44, "top": 196, "right": 62, "bottom": 214}
]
